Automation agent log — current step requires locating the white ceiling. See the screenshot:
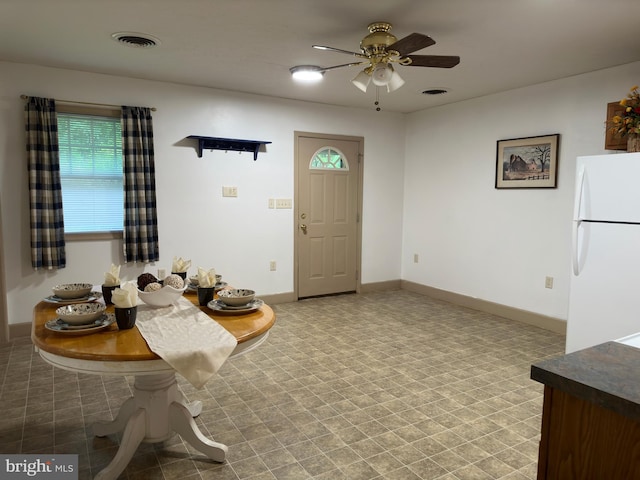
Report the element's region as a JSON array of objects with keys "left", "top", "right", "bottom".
[{"left": 2, "top": 0, "right": 640, "bottom": 113}]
